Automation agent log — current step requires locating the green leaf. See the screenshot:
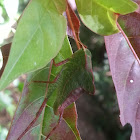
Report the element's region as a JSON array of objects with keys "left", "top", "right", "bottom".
[
  {"left": 0, "top": 0, "right": 67, "bottom": 90},
  {"left": 75, "top": 0, "right": 138, "bottom": 35},
  {"left": 6, "top": 37, "right": 81, "bottom": 140}
]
